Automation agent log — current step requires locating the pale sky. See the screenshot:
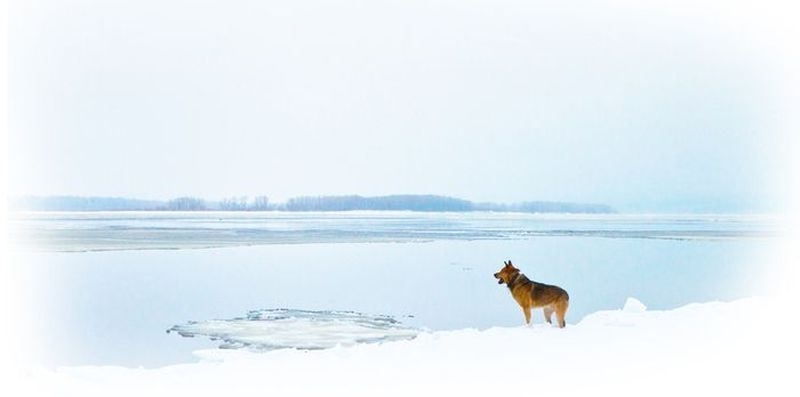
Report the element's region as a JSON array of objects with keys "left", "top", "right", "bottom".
[{"left": 8, "top": 0, "right": 800, "bottom": 212}]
